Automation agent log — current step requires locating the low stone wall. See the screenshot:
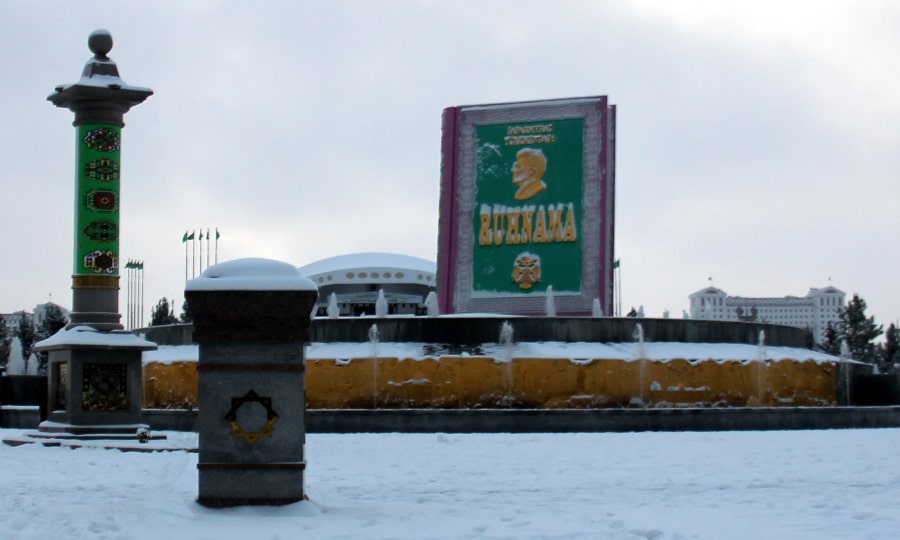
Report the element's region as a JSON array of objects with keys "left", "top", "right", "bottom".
[
  {"left": 143, "top": 357, "right": 836, "bottom": 409},
  {"left": 307, "top": 406, "right": 900, "bottom": 433},
  {"left": 137, "top": 318, "right": 811, "bottom": 348},
  {"left": 9, "top": 406, "right": 900, "bottom": 433}
]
